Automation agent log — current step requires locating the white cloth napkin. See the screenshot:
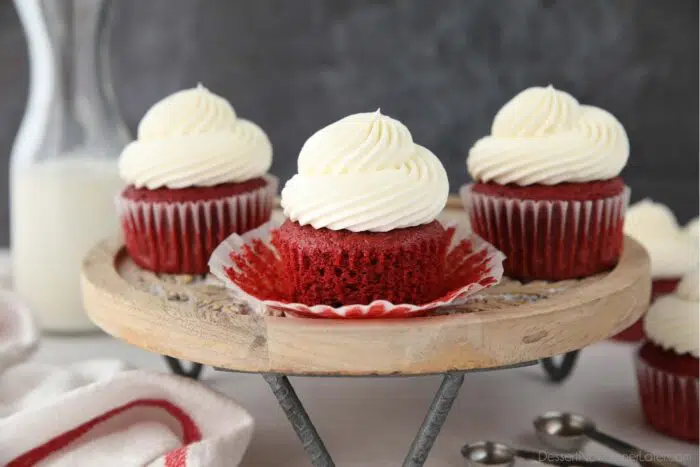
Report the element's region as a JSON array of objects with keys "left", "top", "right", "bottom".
[
  {"left": 0, "top": 249, "right": 254, "bottom": 466},
  {"left": 0, "top": 291, "right": 39, "bottom": 373}
]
